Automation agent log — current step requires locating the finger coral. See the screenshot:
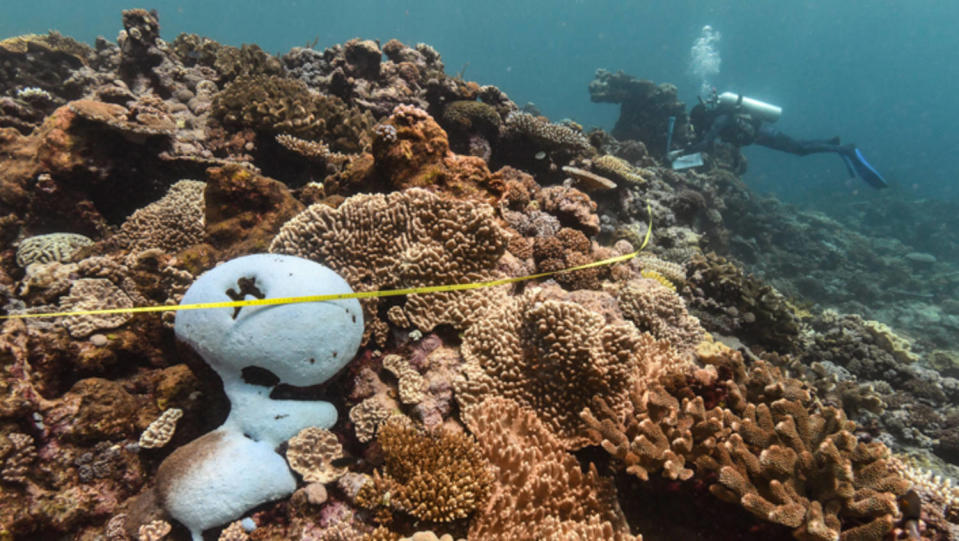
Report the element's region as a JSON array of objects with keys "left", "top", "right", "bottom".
[{"left": 583, "top": 340, "right": 912, "bottom": 540}]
